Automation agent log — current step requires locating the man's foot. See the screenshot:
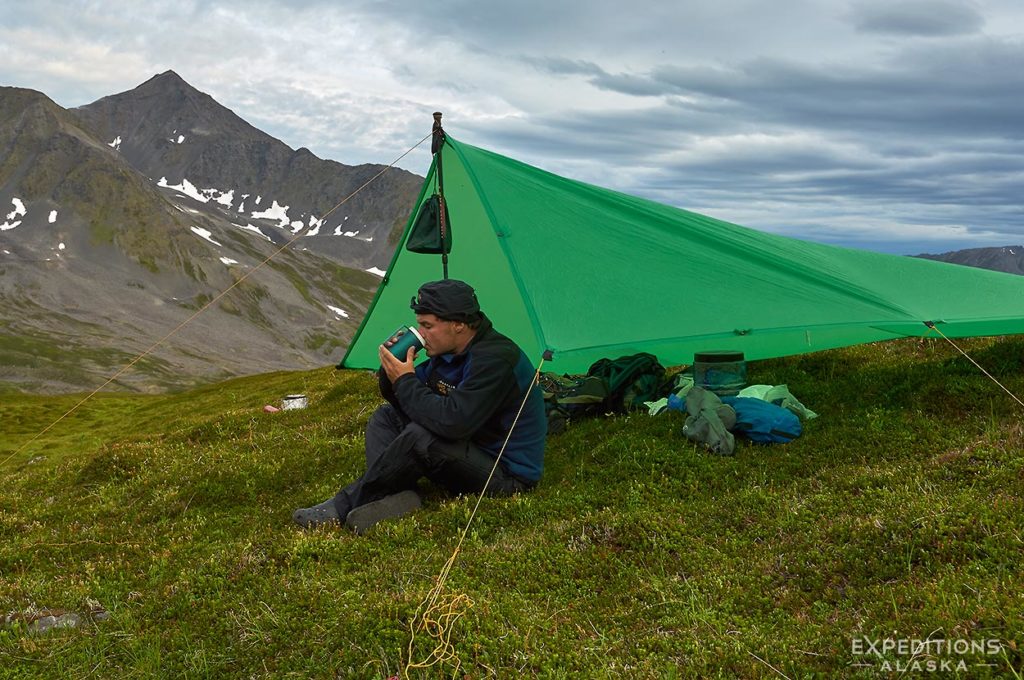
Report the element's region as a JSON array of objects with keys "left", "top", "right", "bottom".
[
  {"left": 345, "top": 490, "right": 423, "bottom": 535},
  {"left": 292, "top": 498, "right": 341, "bottom": 529}
]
